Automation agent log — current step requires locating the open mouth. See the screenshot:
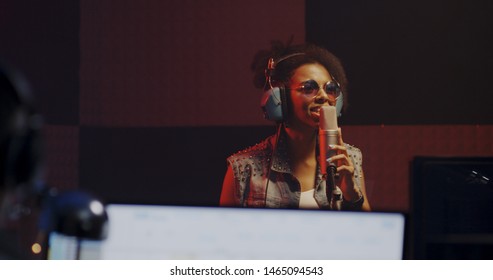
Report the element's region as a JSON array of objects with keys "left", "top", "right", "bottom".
[
  {"left": 309, "top": 107, "right": 322, "bottom": 119},
  {"left": 310, "top": 106, "right": 321, "bottom": 114}
]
